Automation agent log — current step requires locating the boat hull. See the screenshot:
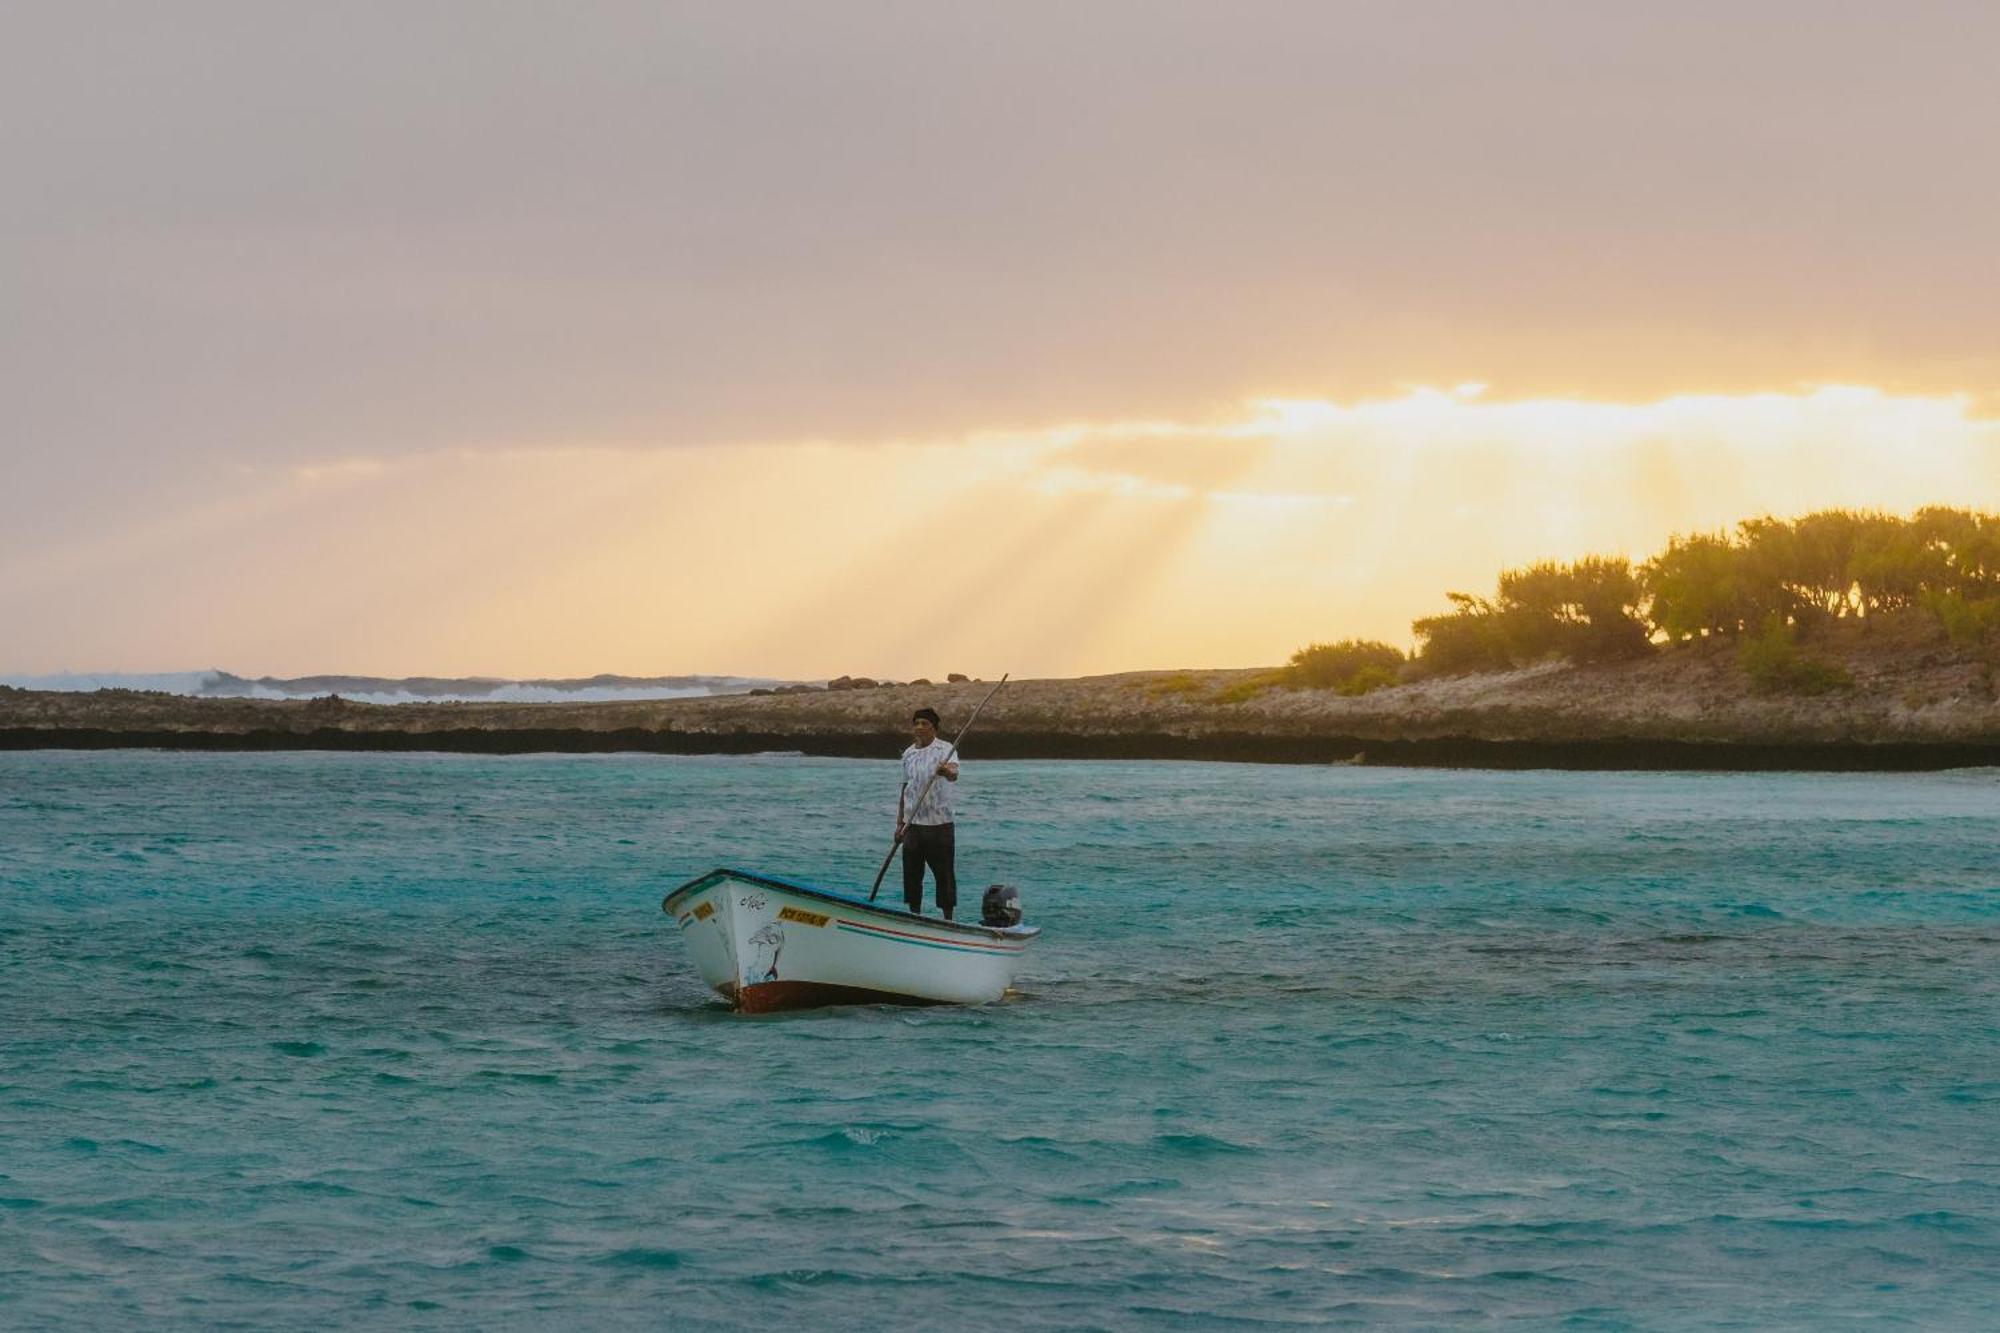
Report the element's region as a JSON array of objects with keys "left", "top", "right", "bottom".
[{"left": 662, "top": 867, "right": 1040, "bottom": 1012}]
